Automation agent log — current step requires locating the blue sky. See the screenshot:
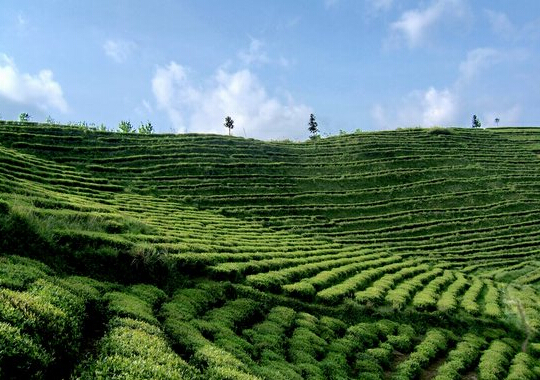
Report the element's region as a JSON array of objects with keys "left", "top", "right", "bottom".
[{"left": 1, "top": 1, "right": 539, "bottom": 140}]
